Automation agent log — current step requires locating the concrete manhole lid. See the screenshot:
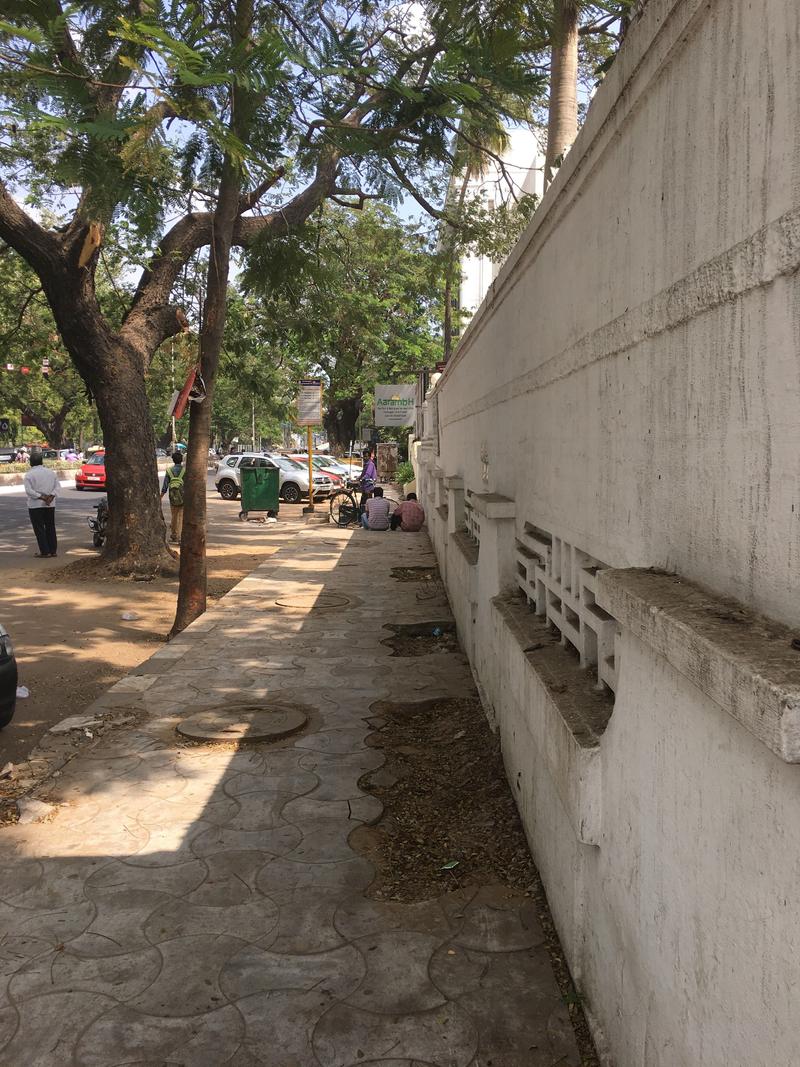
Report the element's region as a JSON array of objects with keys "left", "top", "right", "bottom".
[
  {"left": 275, "top": 592, "right": 350, "bottom": 610},
  {"left": 176, "top": 703, "right": 308, "bottom": 743}
]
